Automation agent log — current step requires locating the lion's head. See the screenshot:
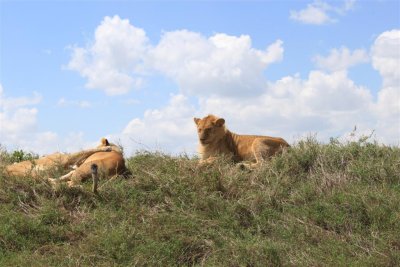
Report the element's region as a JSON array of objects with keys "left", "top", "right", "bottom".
[
  {"left": 193, "top": 115, "right": 226, "bottom": 145},
  {"left": 96, "top": 138, "right": 123, "bottom": 153}
]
